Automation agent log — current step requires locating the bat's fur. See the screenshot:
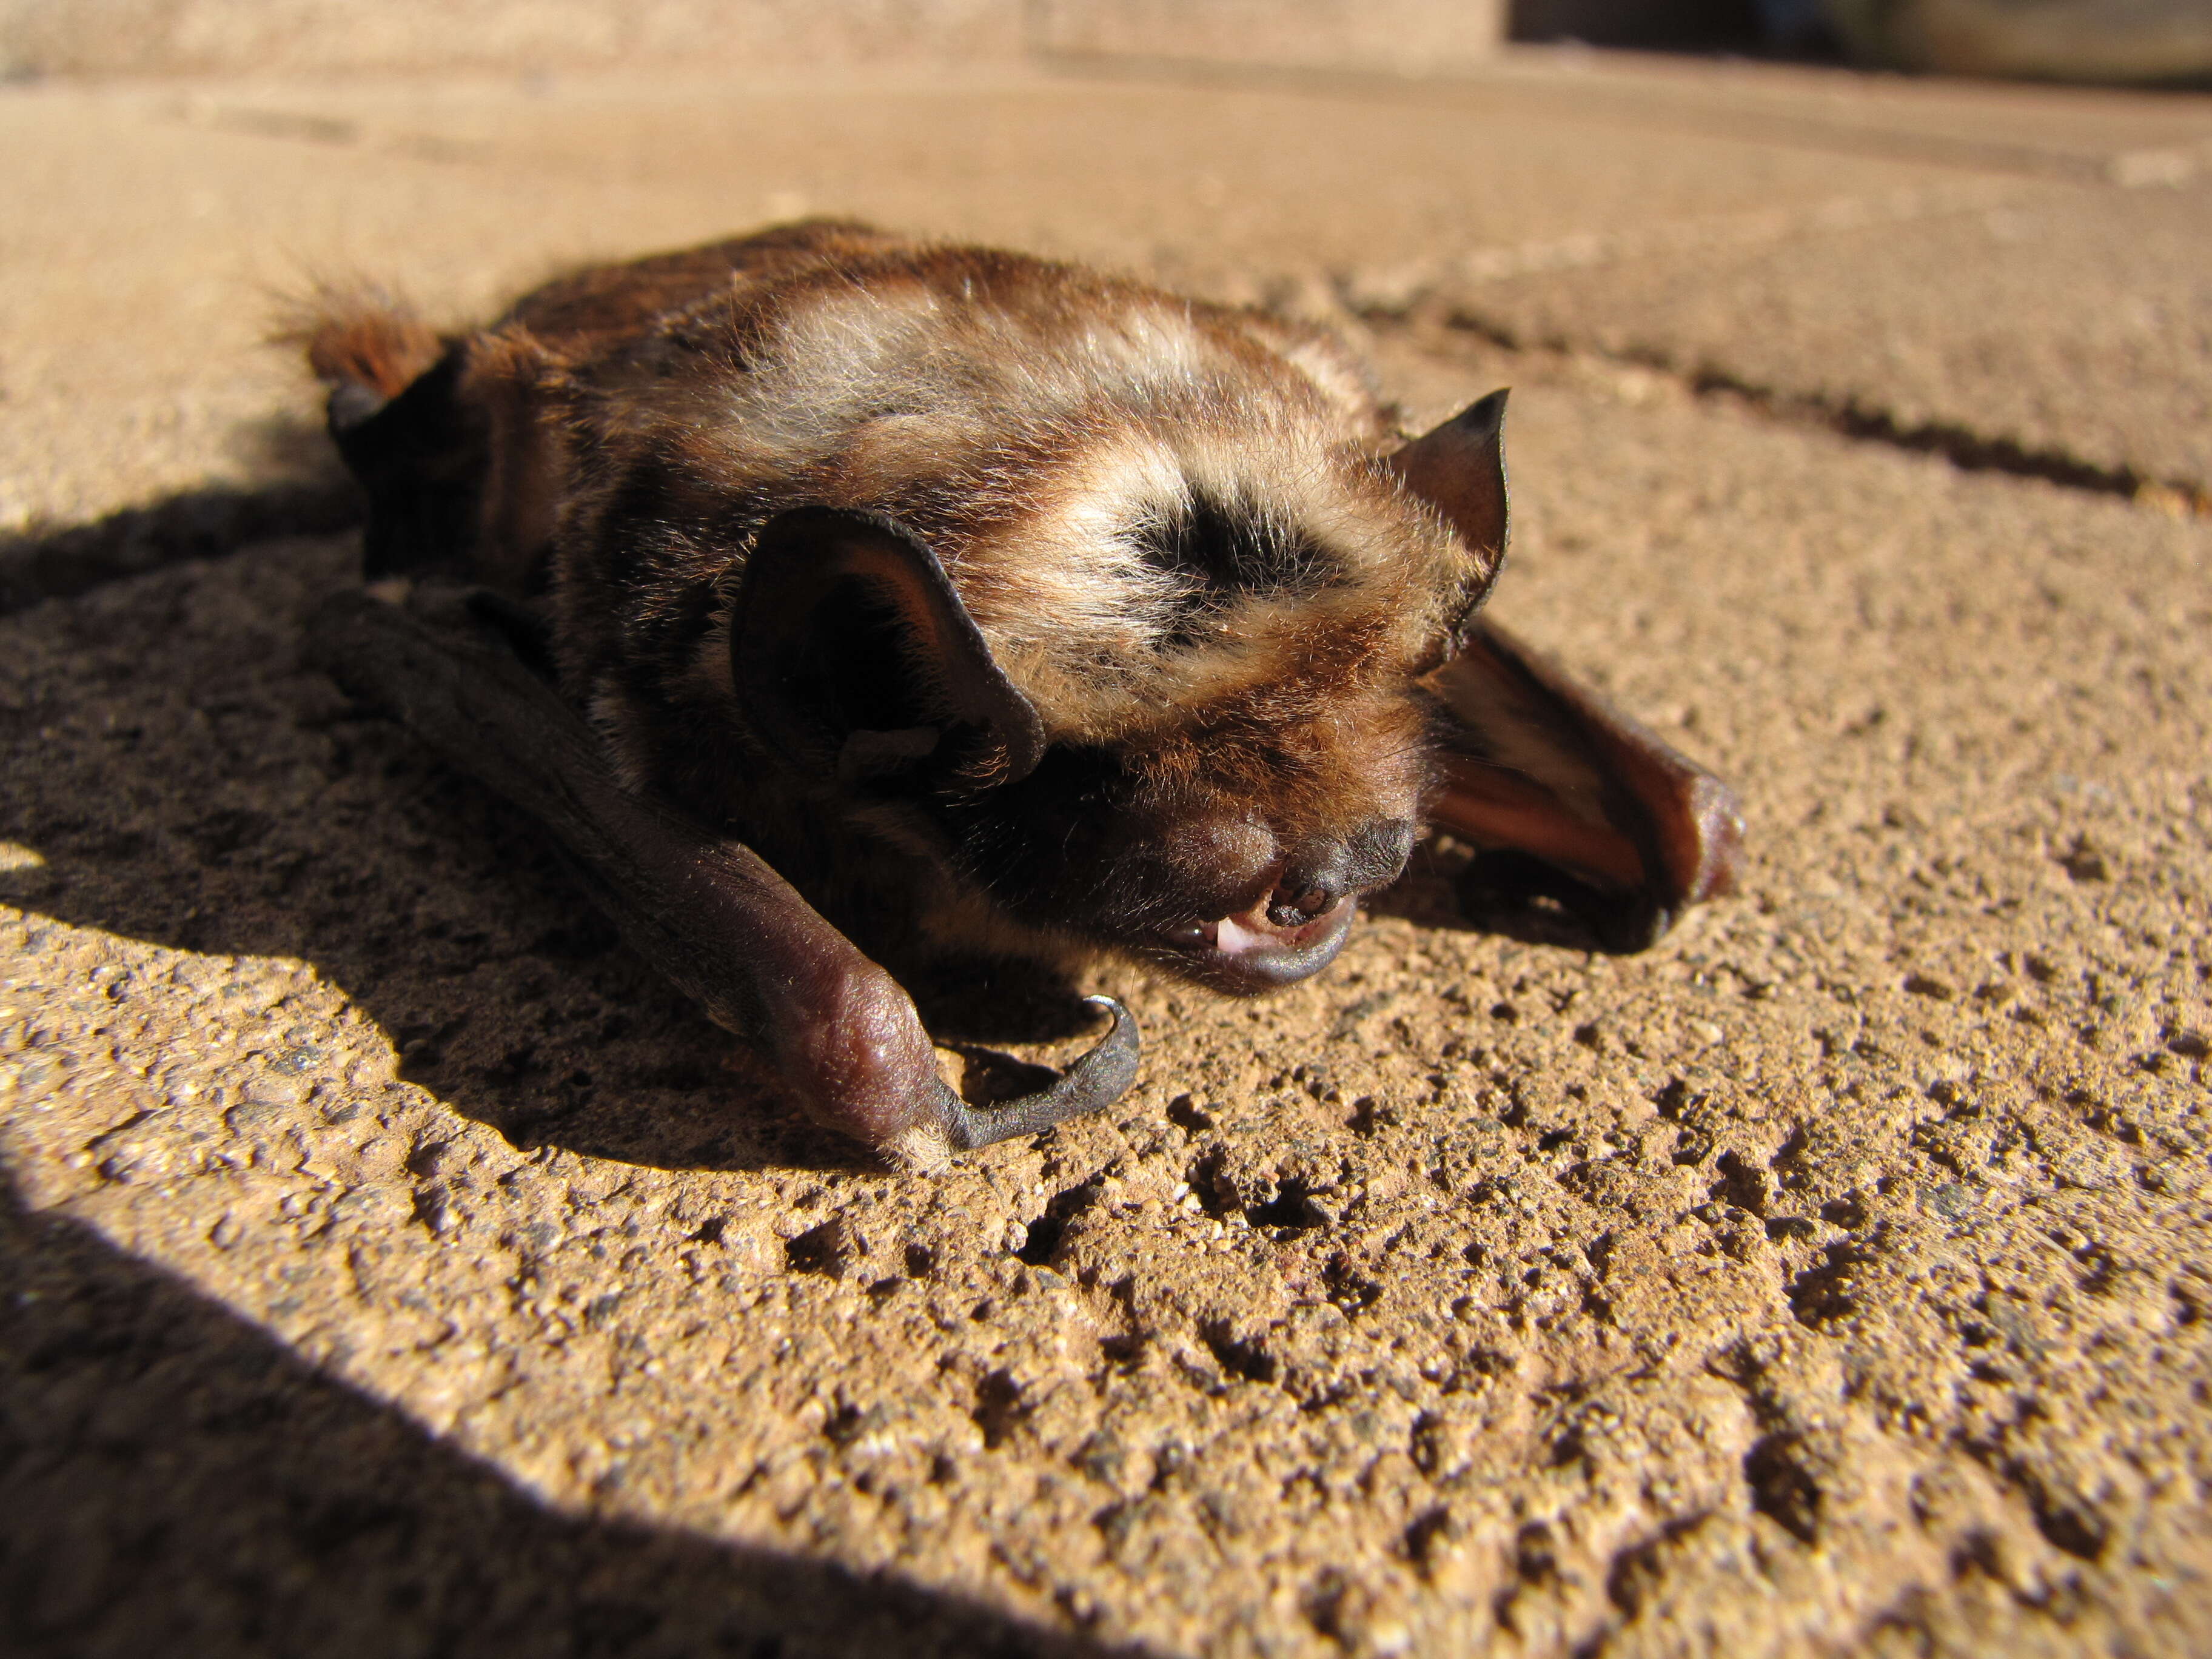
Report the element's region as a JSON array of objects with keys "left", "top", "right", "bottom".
[{"left": 304, "top": 223, "right": 1505, "bottom": 992}]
